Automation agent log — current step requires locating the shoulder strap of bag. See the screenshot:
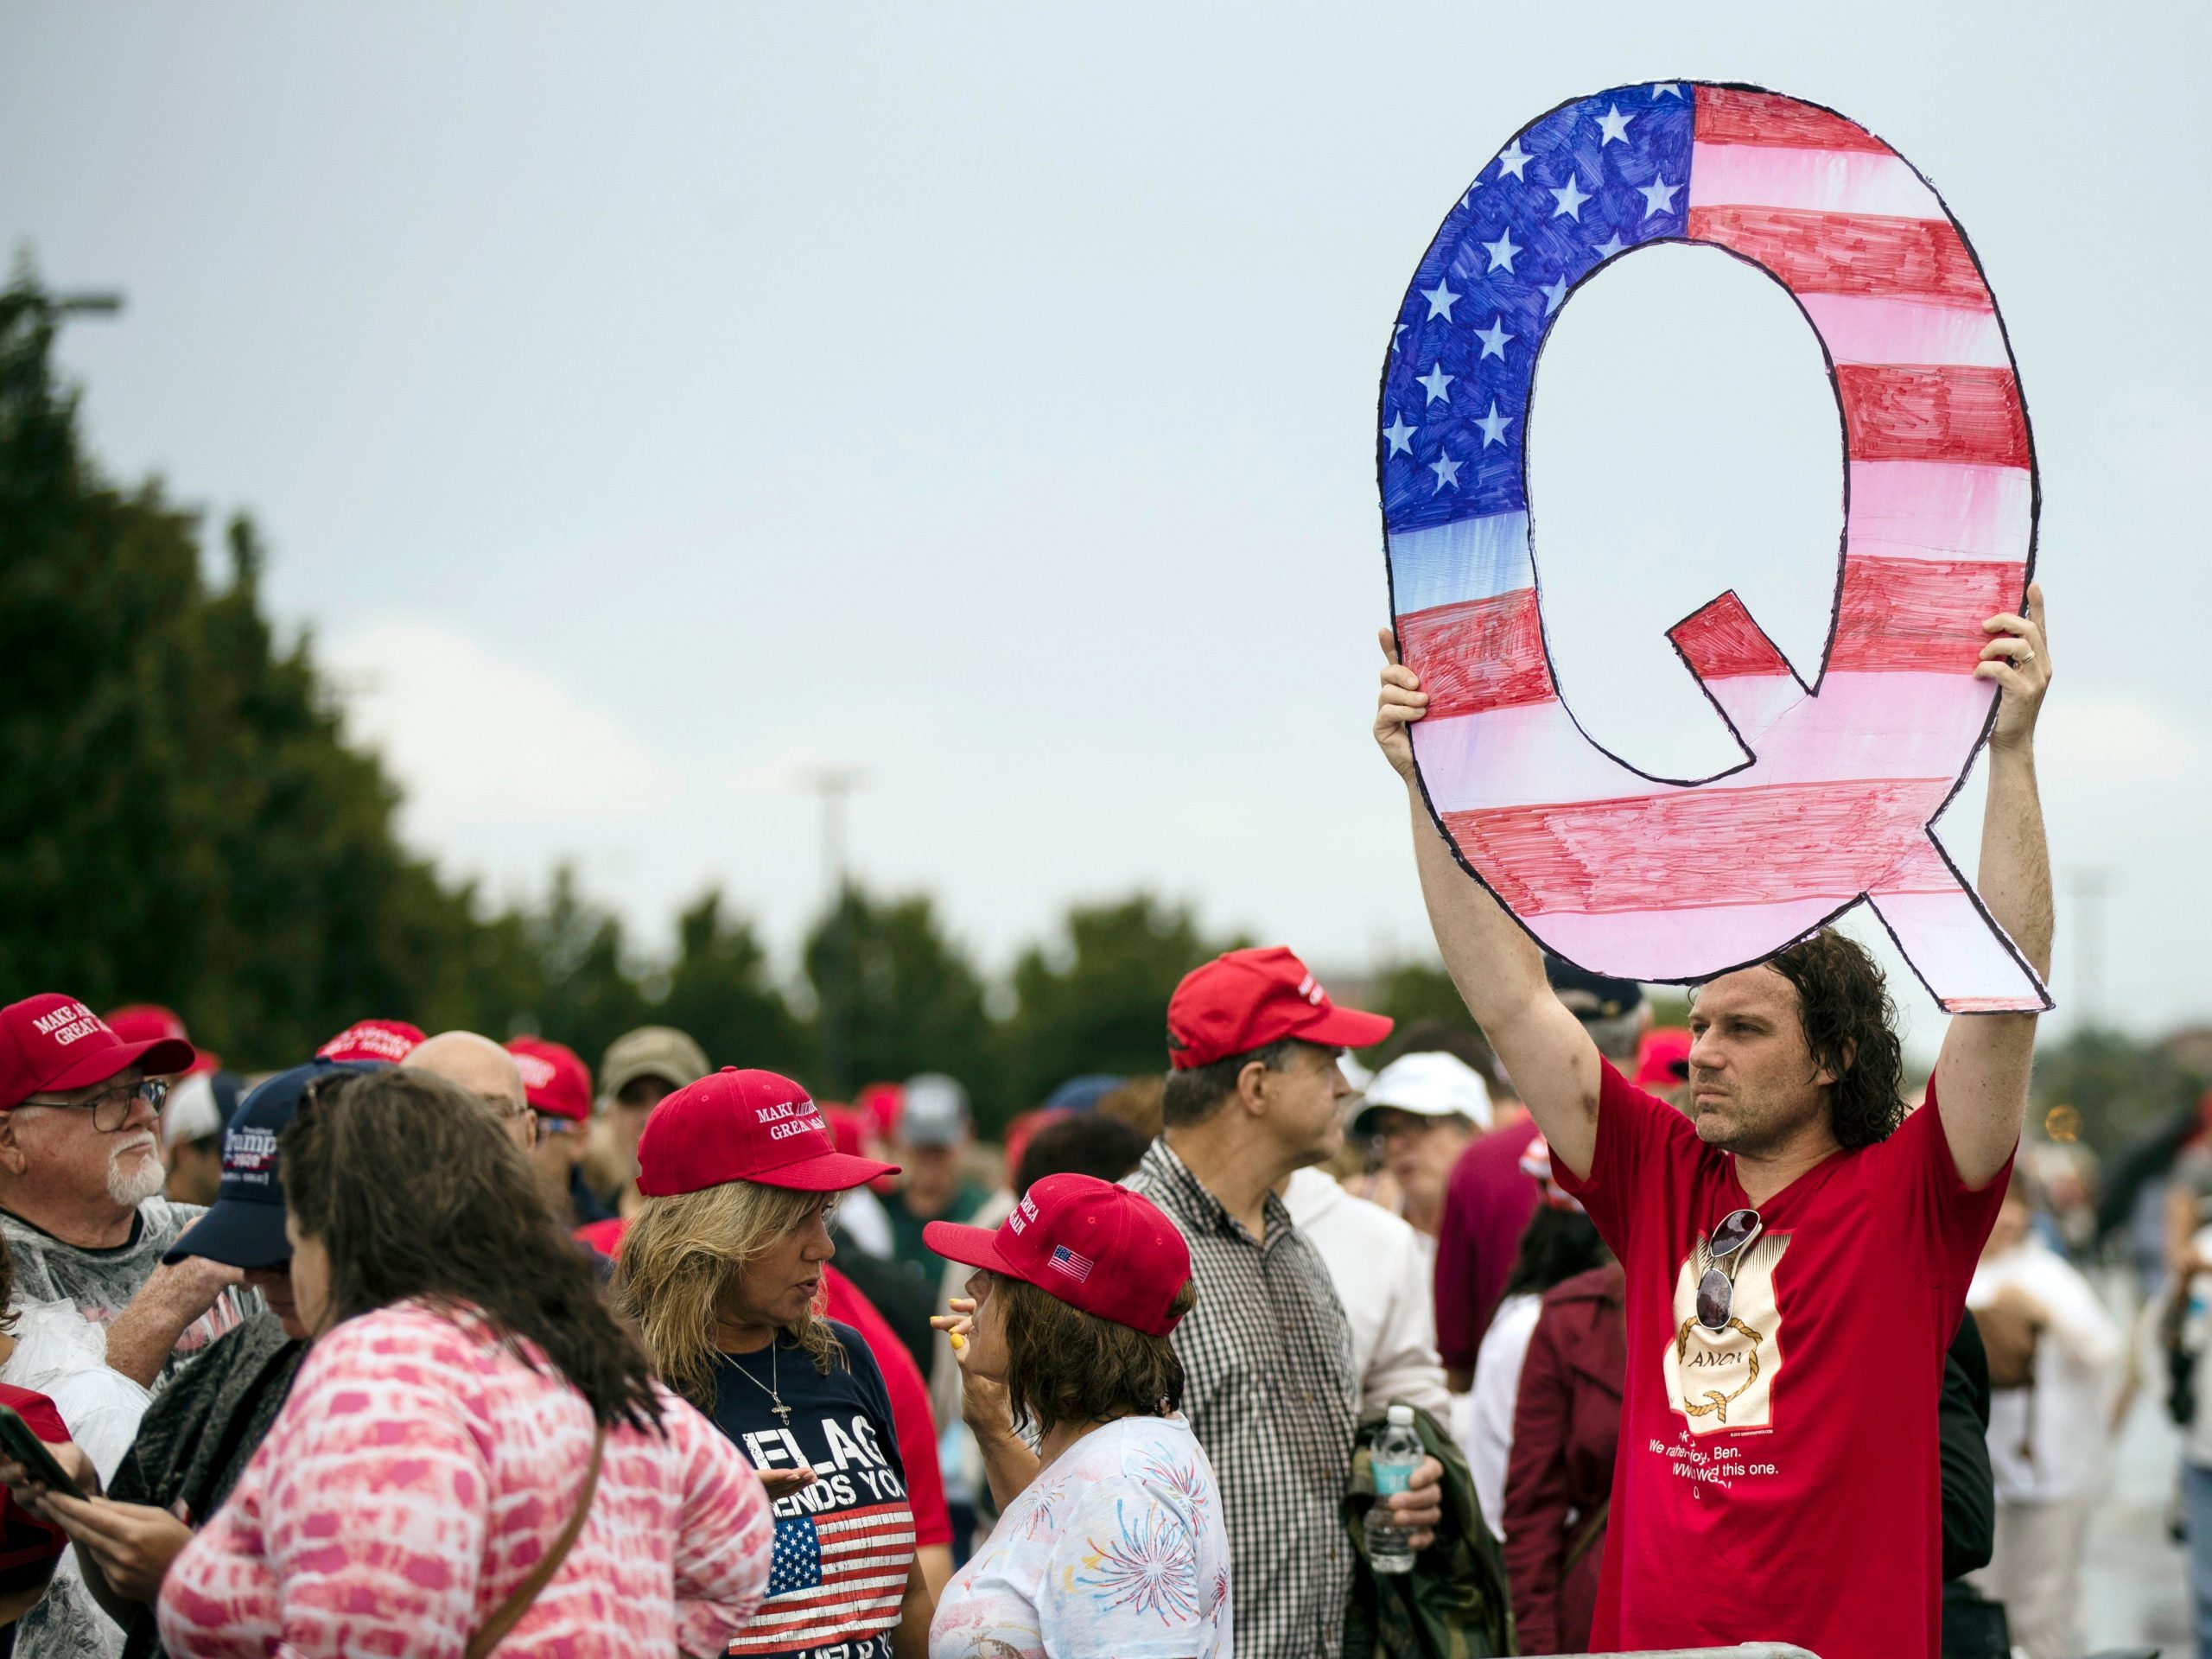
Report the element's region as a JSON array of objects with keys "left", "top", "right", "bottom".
[
  {"left": 464, "top": 1424, "right": 607, "bottom": 1659},
  {"left": 1560, "top": 1498, "right": 1610, "bottom": 1573}
]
